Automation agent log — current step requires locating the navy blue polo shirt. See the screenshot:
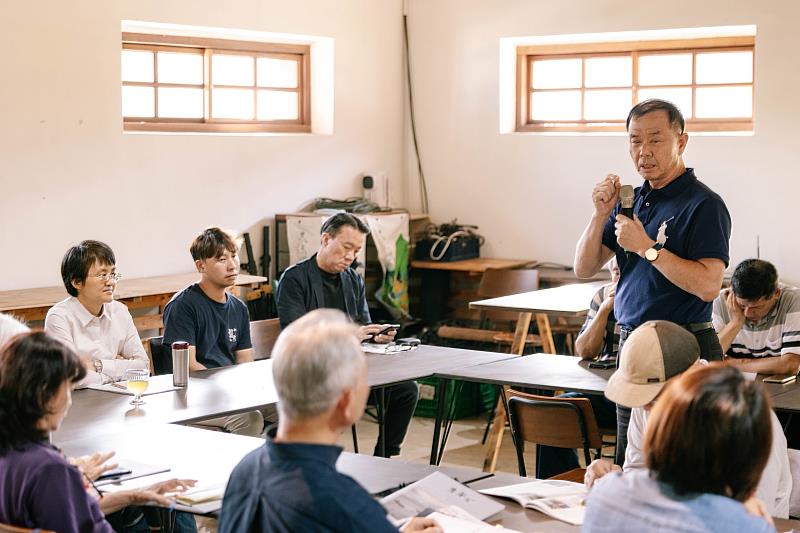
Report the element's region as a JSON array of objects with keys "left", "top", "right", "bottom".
[
  {"left": 219, "top": 439, "right": 398, "bottom": 533},
  {"left": 602, "top": 169, "right": 731, "bottom": 329},
  {"left": 162, "top": 283, "right": 251, "bottom": 368}
]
